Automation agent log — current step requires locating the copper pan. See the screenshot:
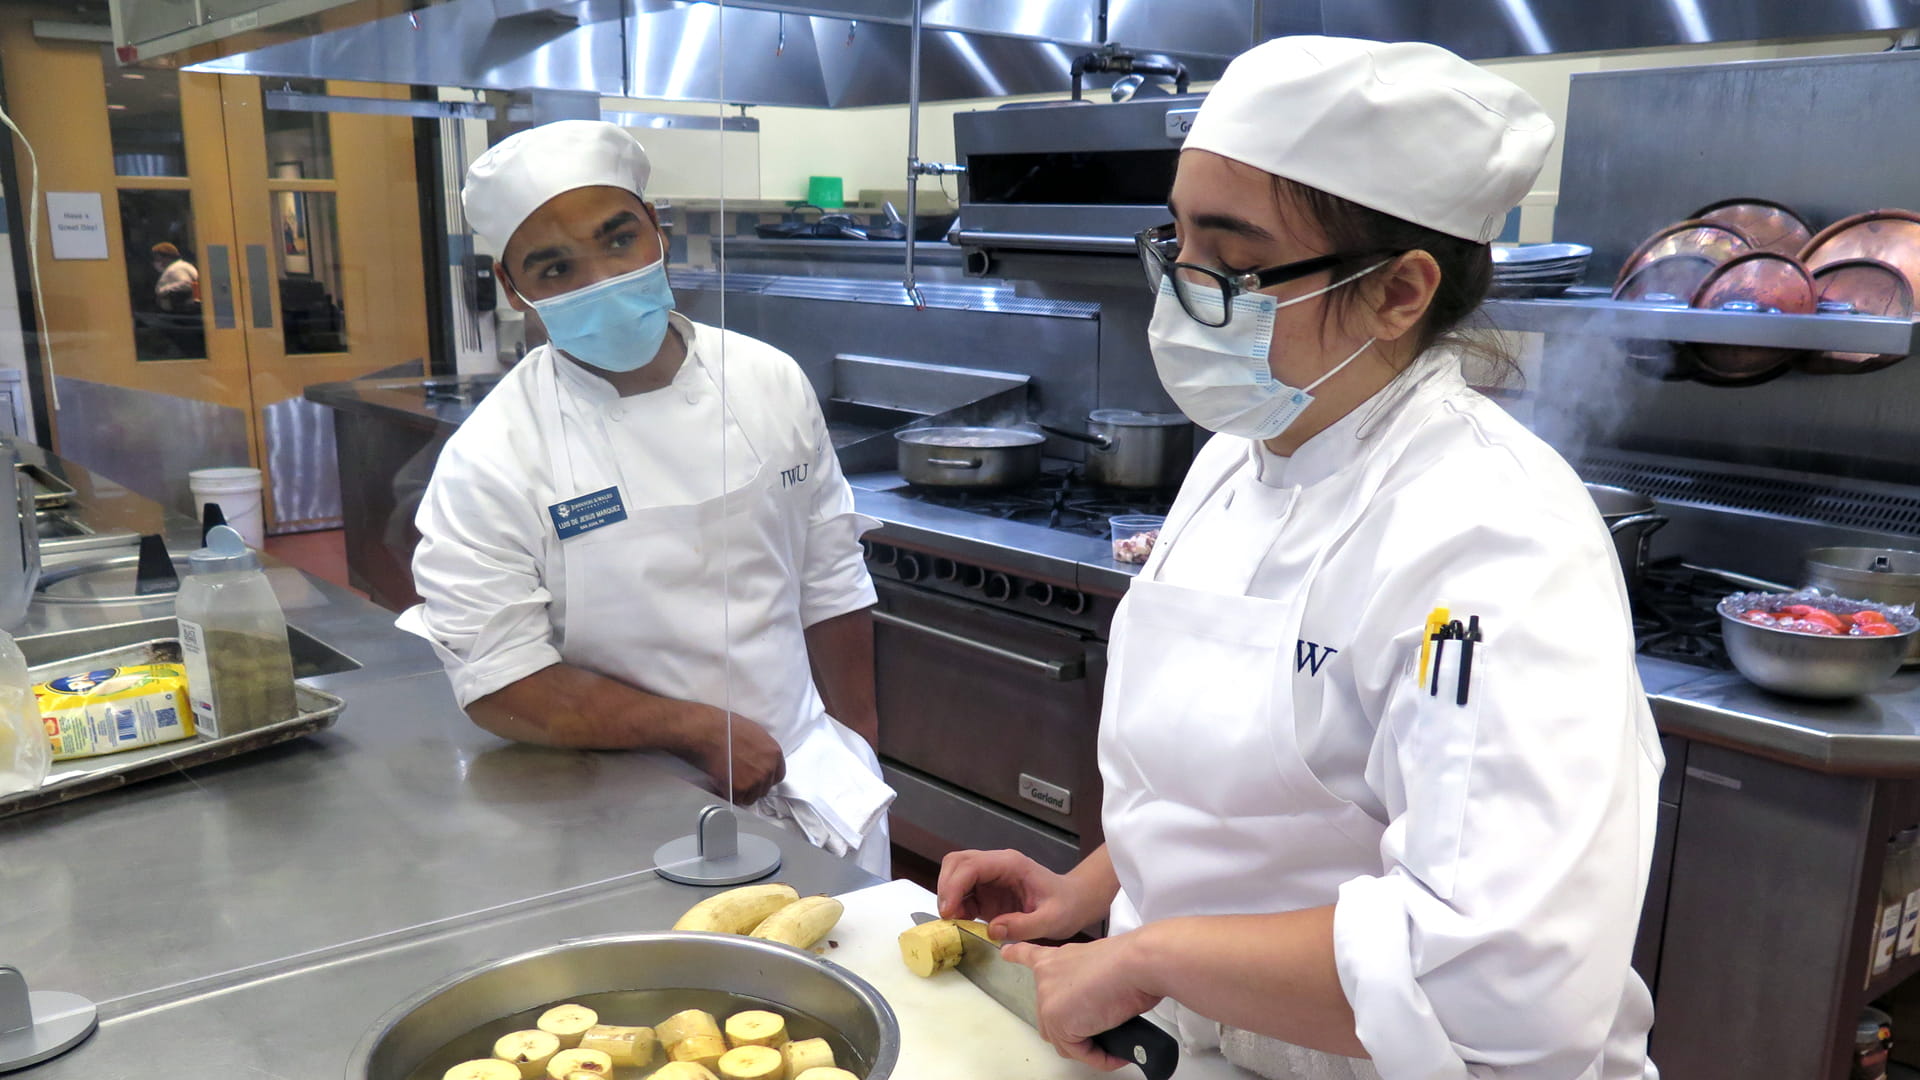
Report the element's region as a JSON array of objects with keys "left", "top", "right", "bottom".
[
  {"left": 1615, "top": 219, "right": 1752, "bottom": 290},
  {"left": 1800, "top": 257, "right": 1915, "bottom": 375},
  {"left": 1614, "top": 255, "right": 1717, "bottom": 380},
  {"left": 1692, "top": 198, "right": 1813, "bottom": 257},
  {"left": 1800, "top": 209, "right": 1920, "bottom": 299},
  {"left": 1688, "top": 252, "right": 1815, "bottom": 385}
]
